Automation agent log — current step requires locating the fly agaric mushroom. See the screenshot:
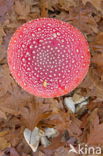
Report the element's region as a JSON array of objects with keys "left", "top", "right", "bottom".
[{"left": 8, "top": 18, "right": 90, "bottom": 98}]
